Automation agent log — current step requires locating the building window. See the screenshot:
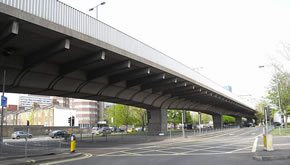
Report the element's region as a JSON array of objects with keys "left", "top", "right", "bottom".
[{"left": 45, "top": 111, "right": 48, "bottom": 117}]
